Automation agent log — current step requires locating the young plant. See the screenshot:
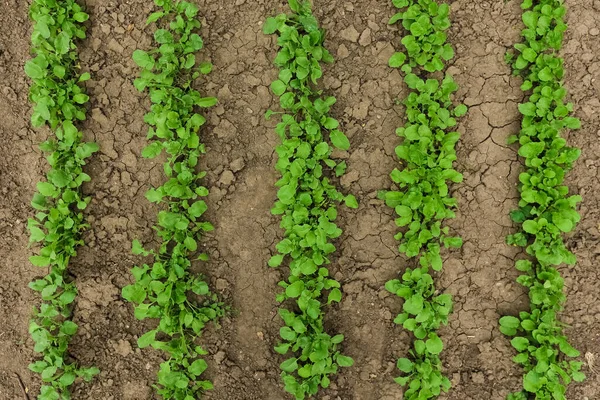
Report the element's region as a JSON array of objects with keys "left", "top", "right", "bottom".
[
  {"left": 500, "top": 0, "right": 585, "bottom": 398},
  {"left": 264, "top": 1, "right": 357, "bottom": 398},
  {"left": 384, "top": 0, "right": 466, "bottom": 398},
  {"left": 122, "top": 1, "right": 225, "bottom": 398},
  {"left": 25, "top": 0, "right": 100, "bottom": 398}
]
